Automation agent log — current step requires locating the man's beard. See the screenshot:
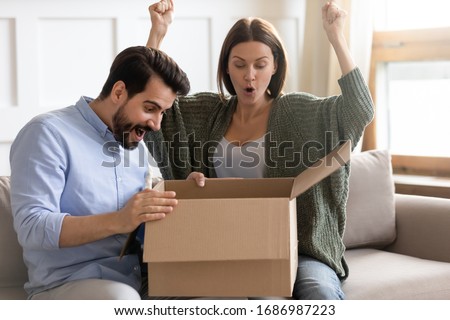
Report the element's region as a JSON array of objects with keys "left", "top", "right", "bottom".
[{"left": 112, "top": 103, "right": 149, "bottom": 150}]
